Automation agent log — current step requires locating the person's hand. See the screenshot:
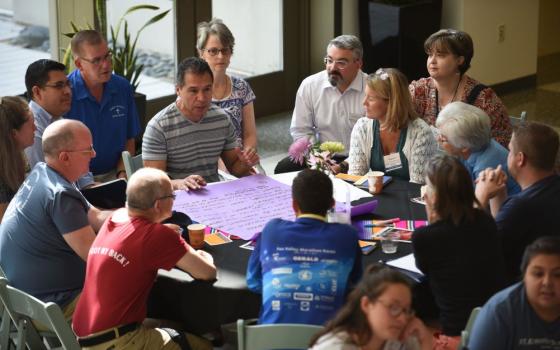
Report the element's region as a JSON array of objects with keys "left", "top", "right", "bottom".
[
  {"left": 237, "top": 147, "right": 259, "bottom": 167},
  {"left": 330, "top": 164, "right": 342, "bottom": 174},
  {"left": 475, "top": 165, "right": 507, "bottom": 206},
  {"left": 172, "top": 175, "right": 207, "bottom": 191},
  {"left": 400, "top": 317, "right": 433, "bottom": 350}
]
